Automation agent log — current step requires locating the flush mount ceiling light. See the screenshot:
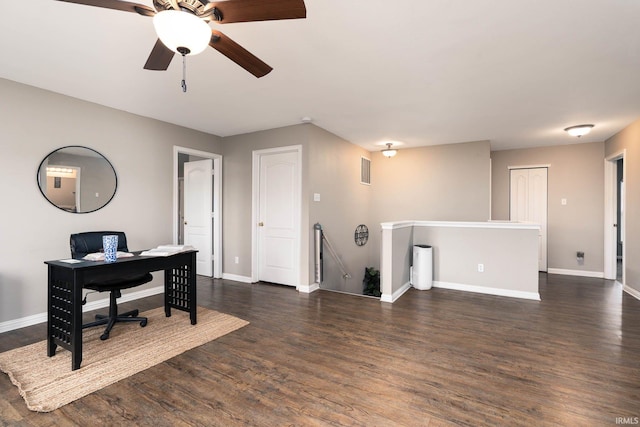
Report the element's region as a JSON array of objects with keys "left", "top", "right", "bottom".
[
  {"left": 564, "top": 124, "right": 594, "bottom": 137},
  {"left": 382, "top": 143, "right": 398, "bottom": 158}
]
